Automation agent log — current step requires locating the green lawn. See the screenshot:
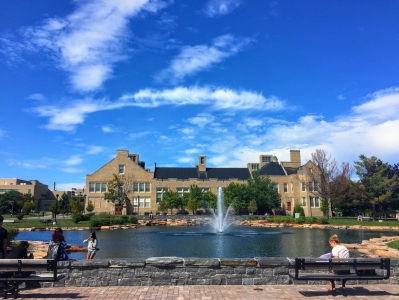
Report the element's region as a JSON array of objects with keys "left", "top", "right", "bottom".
[
  {"left": 327, "top": 218, "right": 399, "bottom": 227},
  {"left": 387, "top": 240, "right": 399, "bottom": 251},
  {"left": 4, "top": 219, "right": 90, "bottom": 229}
]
